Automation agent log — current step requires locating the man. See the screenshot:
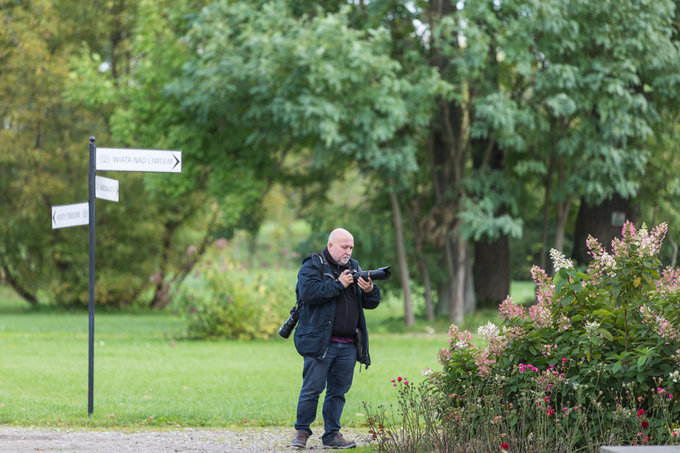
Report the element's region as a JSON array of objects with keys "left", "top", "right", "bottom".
[{"left": 291, "top": 228, "right": 382, "bottom": 449}]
